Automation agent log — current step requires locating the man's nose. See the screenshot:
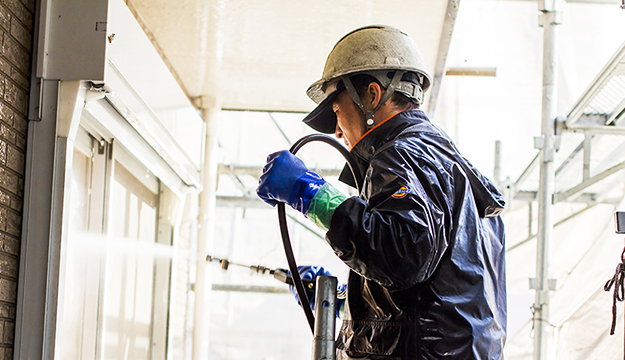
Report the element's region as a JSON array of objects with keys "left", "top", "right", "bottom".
[{"left": 335, "top": 122, "right": 343, "bottom": 139}]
